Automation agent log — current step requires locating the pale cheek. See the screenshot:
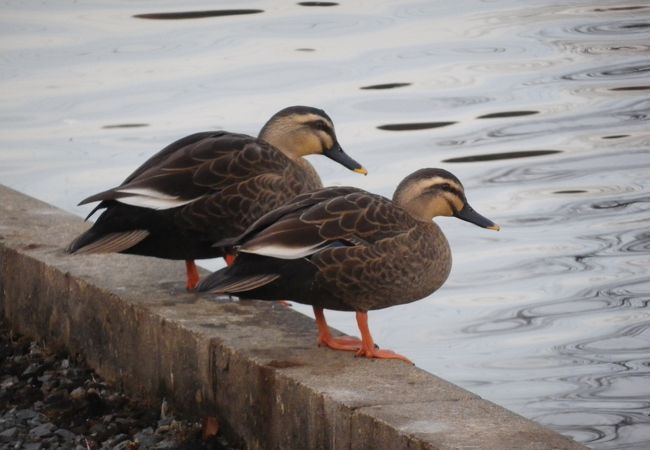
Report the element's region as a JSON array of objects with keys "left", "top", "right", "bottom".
[
  {"left": 299, "top": 133, "right": 323, "bottom": 156},
  {"left": 444, "top": 193, "right": 464, "bottom": 212},
  {"left": 430, "top": 198, "right": 453, "bottom": 216}
]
